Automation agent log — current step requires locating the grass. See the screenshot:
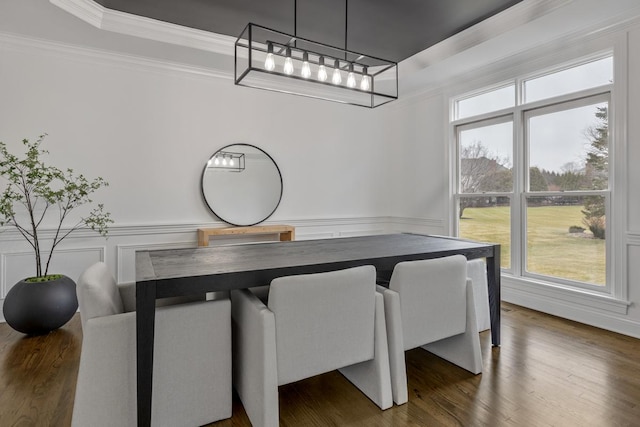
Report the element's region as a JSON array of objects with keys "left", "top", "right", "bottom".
[{"left": 460, "top": 205, "right": 606, "bottom": 285}]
